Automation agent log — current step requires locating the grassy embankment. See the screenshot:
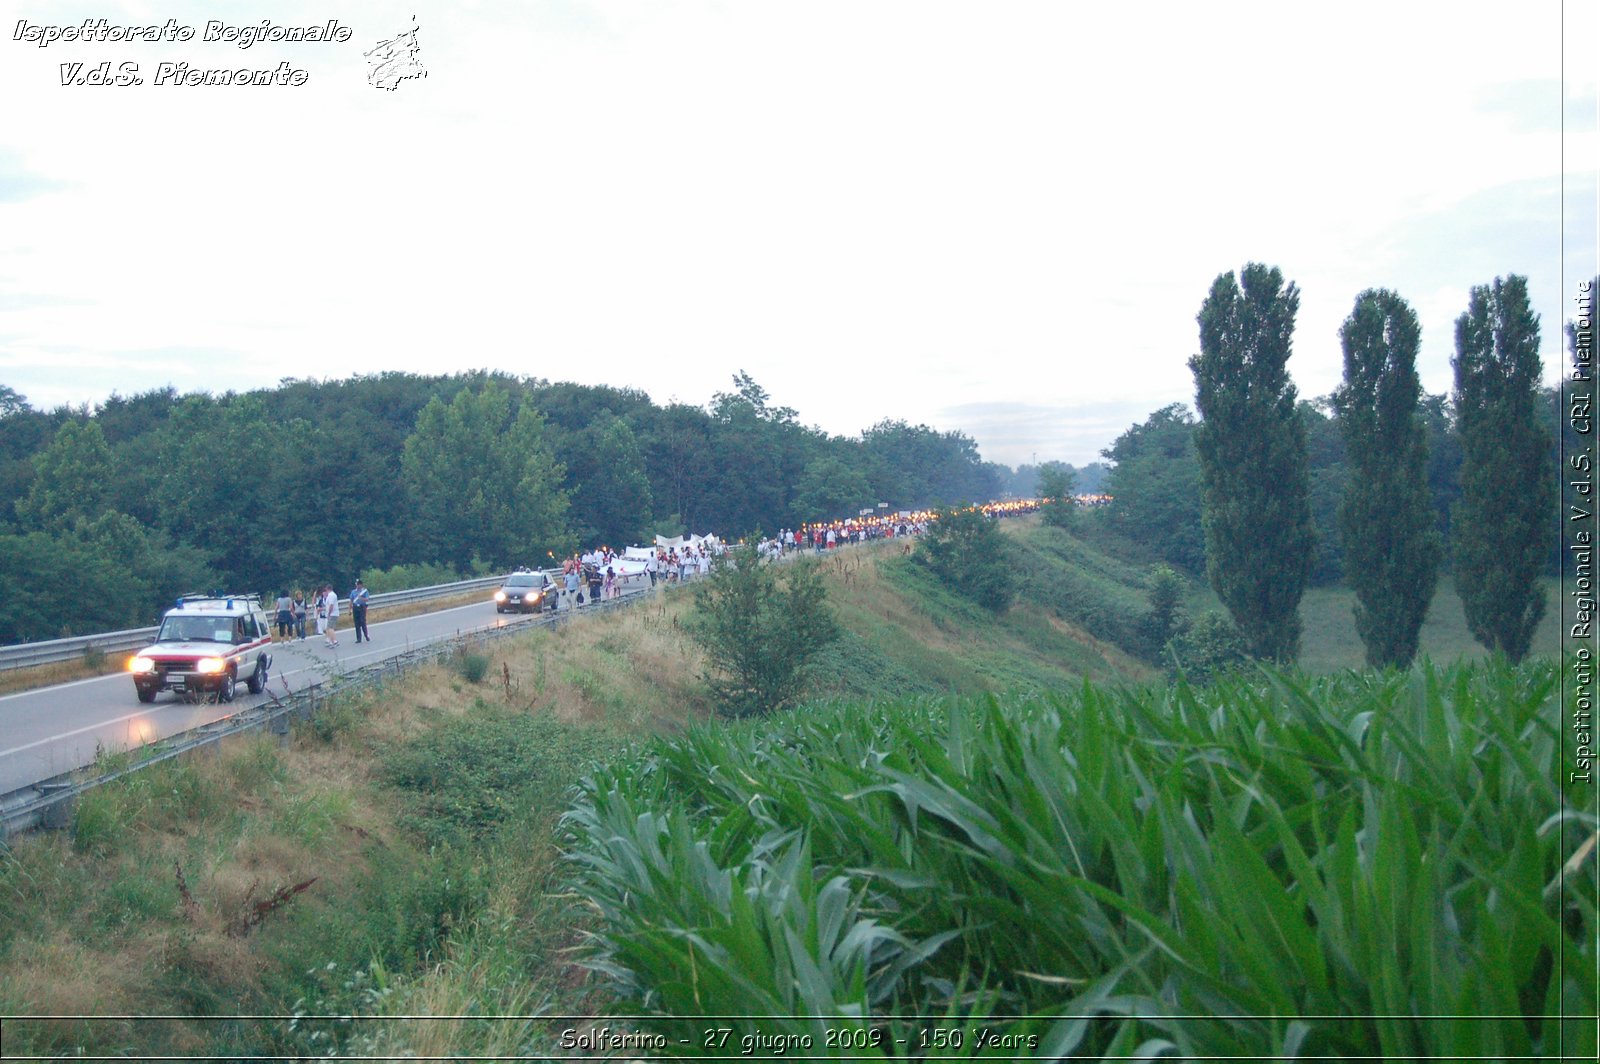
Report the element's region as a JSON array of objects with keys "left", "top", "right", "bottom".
[
  {"left": 0, "top": 533, "right": 1143, "bottom": 1057},
  {"left": 0, "top": 525, "right": 1585, "bottom": 1058}
]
